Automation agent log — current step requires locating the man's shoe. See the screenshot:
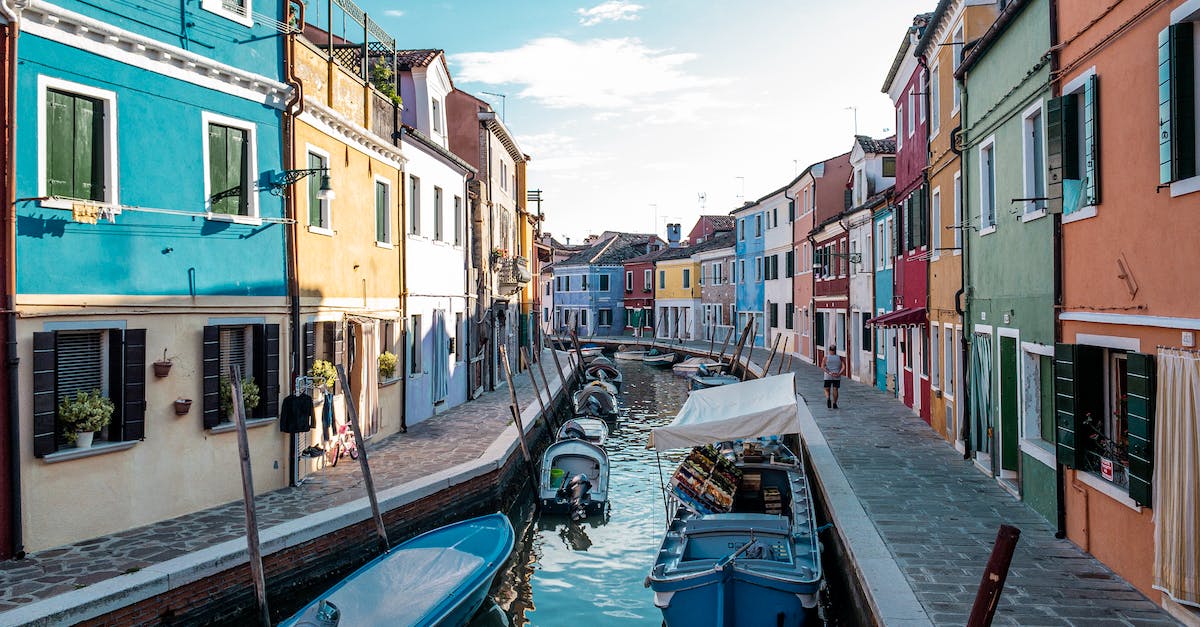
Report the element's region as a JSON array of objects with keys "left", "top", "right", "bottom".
[
  {"left": 827, "top": 398, "right": 832, "bottom": 408},
  {"left": 833, "top": 402, "right": 839, "bottom": 409}
]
